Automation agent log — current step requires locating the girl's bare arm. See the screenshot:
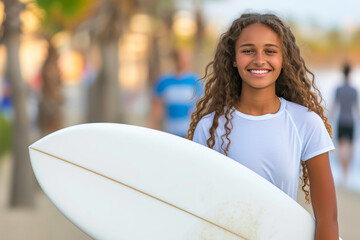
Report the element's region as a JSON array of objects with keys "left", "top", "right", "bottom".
[{"left": 305, "top": 152, "right": 339, "bottom": 240}]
